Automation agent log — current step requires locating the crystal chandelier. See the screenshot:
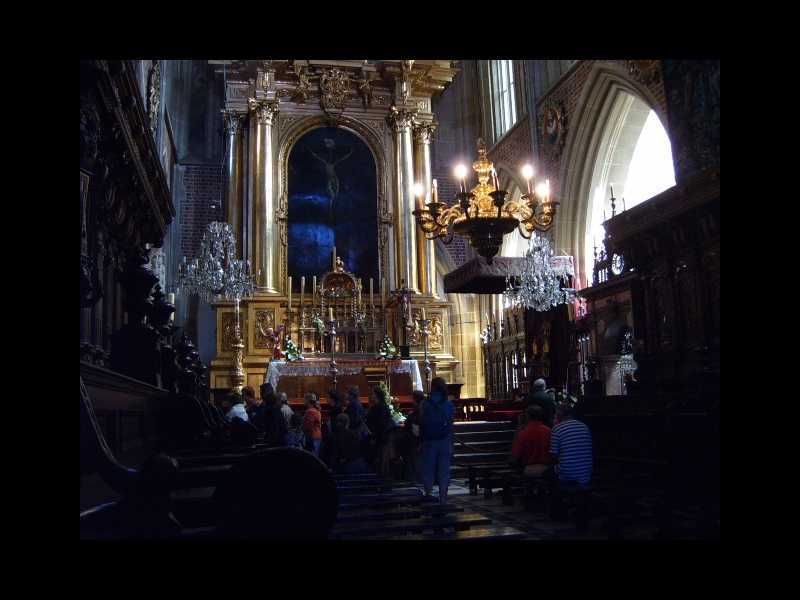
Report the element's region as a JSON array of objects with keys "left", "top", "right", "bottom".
[
  {"left": 412, "top": 138, "right": 559, "bottom": 263},
  {"left": 177, "top": 221, "right": 255, "bottom": 392},
  {"left": 504, "top": 232, "right": 577, "bottom": 312}
]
